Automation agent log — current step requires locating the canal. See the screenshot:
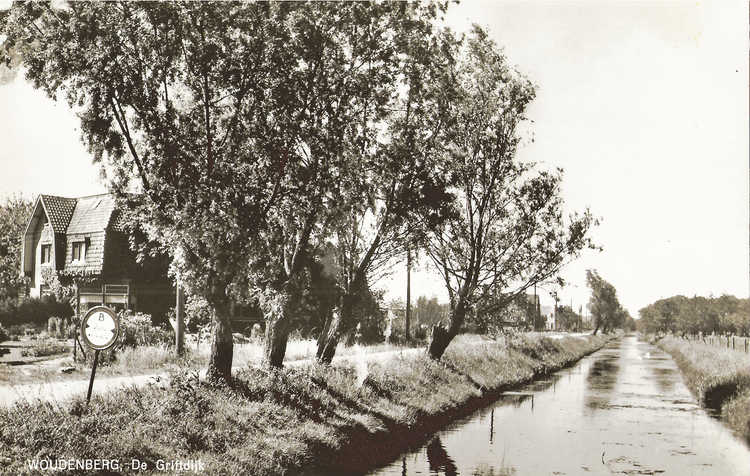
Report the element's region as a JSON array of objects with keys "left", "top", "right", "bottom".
[{"left": 370, "top": 334, "right": 750, "bottom": 475}]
